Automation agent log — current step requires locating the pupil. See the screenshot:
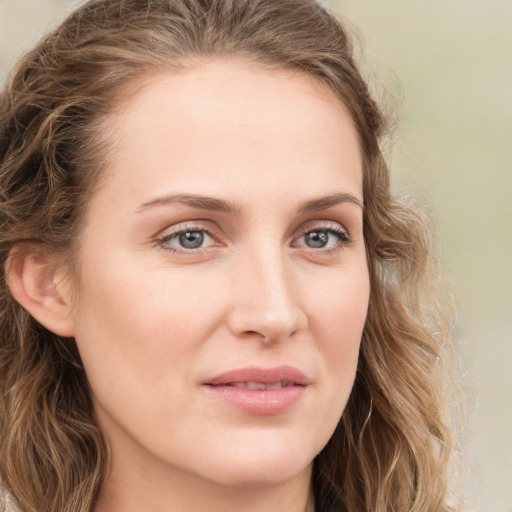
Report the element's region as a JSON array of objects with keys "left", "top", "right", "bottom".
[
  {"left": 306, "top": 230, "right": 328, "bottom": 248},
  {"left": 179, "top": 231, "right": 204, "bottom": 249}
]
